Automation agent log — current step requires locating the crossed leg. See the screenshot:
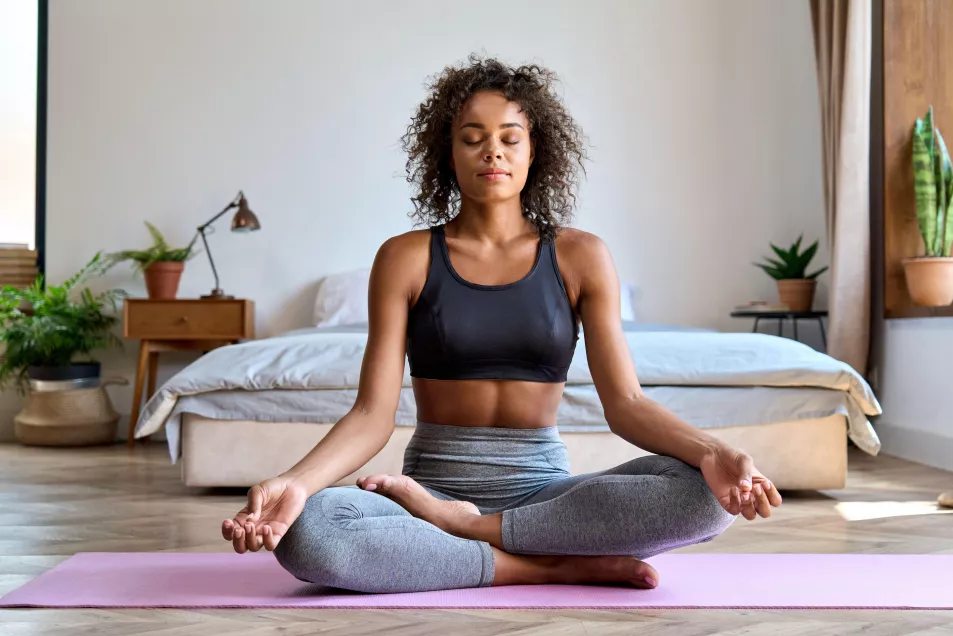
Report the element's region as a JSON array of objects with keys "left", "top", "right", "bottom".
[{"left": 356, "top": 454, "right": 736, "bottom": 589}]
